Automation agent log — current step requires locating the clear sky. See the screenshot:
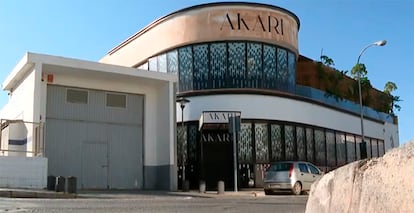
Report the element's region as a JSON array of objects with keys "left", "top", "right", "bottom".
[{"left": 0, "top": 0, "right": 413, "bottom": 145}]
